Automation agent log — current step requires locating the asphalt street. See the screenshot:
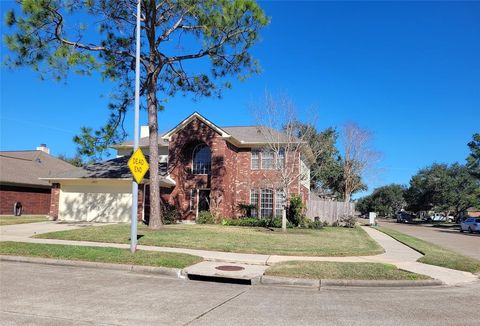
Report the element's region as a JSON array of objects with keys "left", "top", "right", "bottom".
[
  {"left": 379, "top": 220, "right": 480, "bottom": 260},
  {"left": 1, "top": 261, "right": 479, "bottom": 326}
]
